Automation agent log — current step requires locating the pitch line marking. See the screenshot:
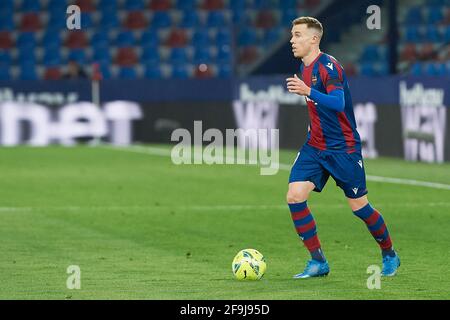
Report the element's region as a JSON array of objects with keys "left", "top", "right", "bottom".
[{"left": 101, "top": 145, "right": 450, "bottom": 191}]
